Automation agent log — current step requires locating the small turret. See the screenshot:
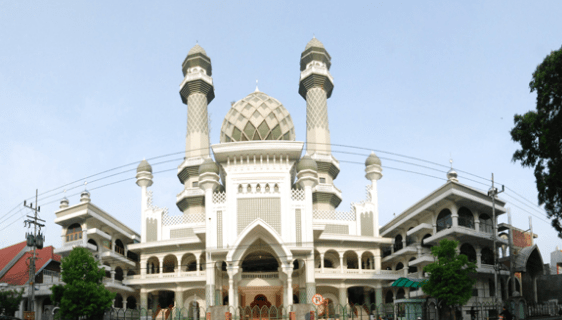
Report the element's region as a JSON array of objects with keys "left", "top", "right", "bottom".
[{"left": 59, "top": 197, "right": 69, "bottom": 209}]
